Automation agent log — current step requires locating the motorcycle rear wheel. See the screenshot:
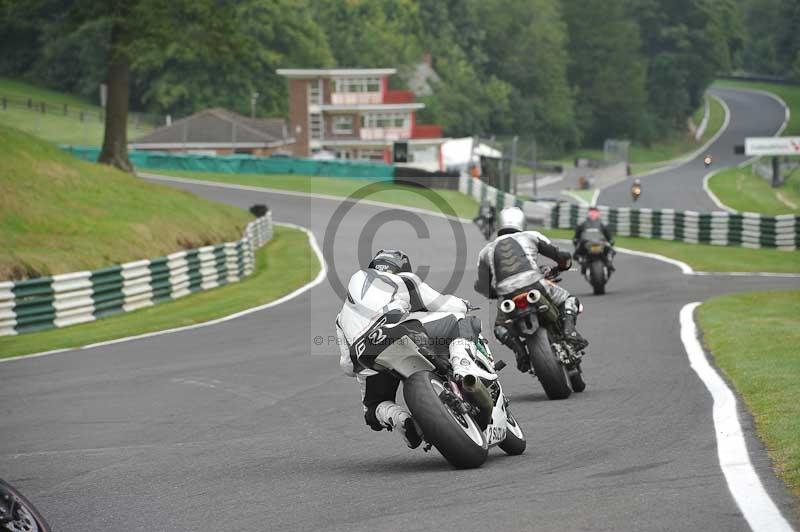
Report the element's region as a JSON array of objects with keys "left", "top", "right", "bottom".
[
  {"left": 403, "top": 371, "right": 488, "bottom": 469},
  {"left": 526, "top": 329, "right": 571, "bottom": 400},
  {"left": 589, "top": 259, "right": 606, "bottom": 295}
]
